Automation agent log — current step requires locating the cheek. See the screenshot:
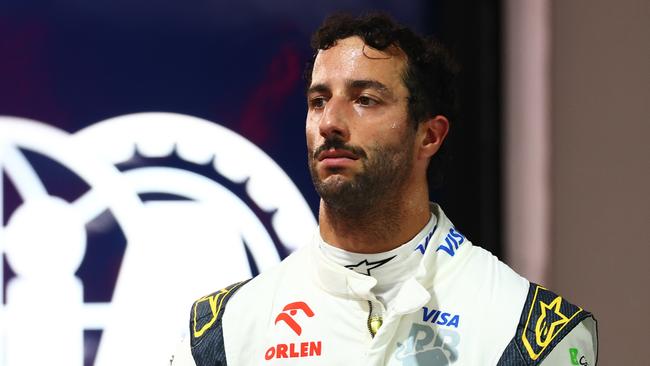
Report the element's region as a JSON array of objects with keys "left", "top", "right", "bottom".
[
  {"left": 363, "top": 121, "right": 401, "bottom": 140},
  {"left": 305, "top": 118, "right": 319, "bottom": 150},
  {"left": 366, "top": 124, "right": 411, "bottom": 150}
]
